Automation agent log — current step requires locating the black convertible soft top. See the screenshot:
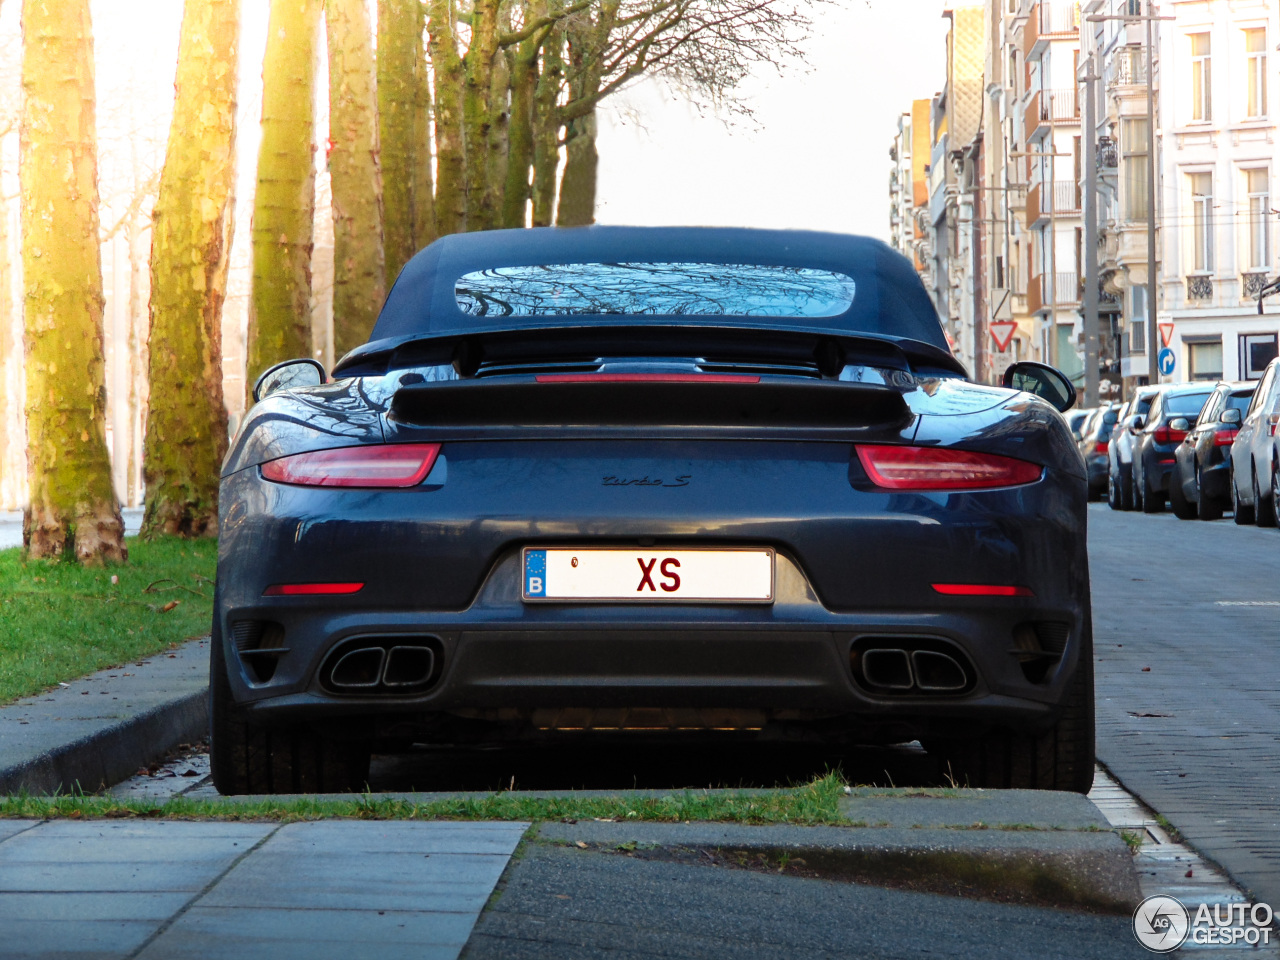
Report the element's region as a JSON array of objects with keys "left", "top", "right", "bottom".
[{"left": 368, "top": 226, "right": 947, "bottom": 352}]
